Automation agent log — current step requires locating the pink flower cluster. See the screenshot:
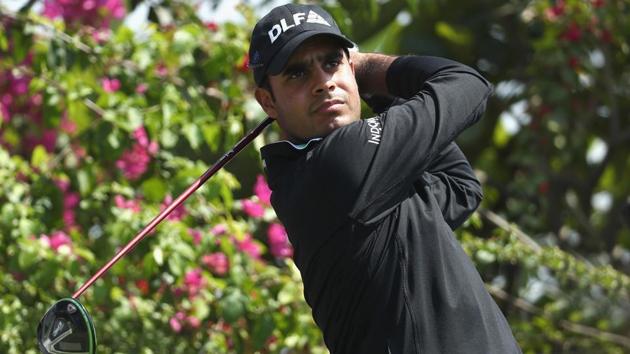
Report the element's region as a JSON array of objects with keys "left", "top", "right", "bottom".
[
  {"left": 203, "top": 252, "right": 229, "bottom": 276},
  {"left": 254, "top": 174, "right": 272, "bottom": 205},
  {"left": 188, "top": 228, "right": 203, "bottom": 245},
  {"left": 0, "top": 60, "right": 56, "bottom": 154},
  {"left": 40, "top": 231, "right": 73, "bottom": 253},
  {"left": 43, "top": 0, "right": 126, "bottom": 30},
  {"left": 267, "top": 223, "right": 293, "bottom": 259},
  {"left": 241, "top": 174, "right": 272, "bottom": 218},
  {"left": 160, "top": 195, "right": 187, "bottom": 221},
  {"left": 237, "top": 234, "right": 262, "bottom": 259},
  {"left": 55, "top": 178, "right": 80, "bottom": 231},
  {"left": 115, "top": 127, "right": 158, "bottom": 181},
  {"left": 183, "top": 268, "right": 205, "bottom": 298},
  {"left": 114, "top": 195, "right": 141, "bottom": 213},
  {"left": 101, "top": 77, "right": 121, "bottom": 93},
  {"left": 169, "top": 311, "right": 201, "bottom": 333}
]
